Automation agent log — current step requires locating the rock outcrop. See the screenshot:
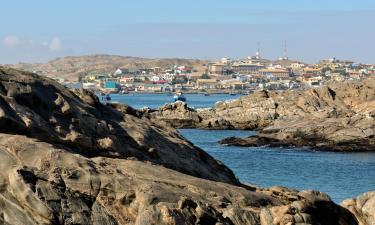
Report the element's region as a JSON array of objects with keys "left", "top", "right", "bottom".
[
  {"left": 0, "top": 67, "right": 237, "bottom": 184},
  {"left": 0, "top": 133, "right": 362, "bottom": 225},
  {"left": 151, "top": 79, "right": 375, "bottom": 151},
  {"left": 342, "top": 191, "right": 375, "bottom": 225},
  {"left": 0, "top": 67, "right": 372, "bottom": 224}
]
